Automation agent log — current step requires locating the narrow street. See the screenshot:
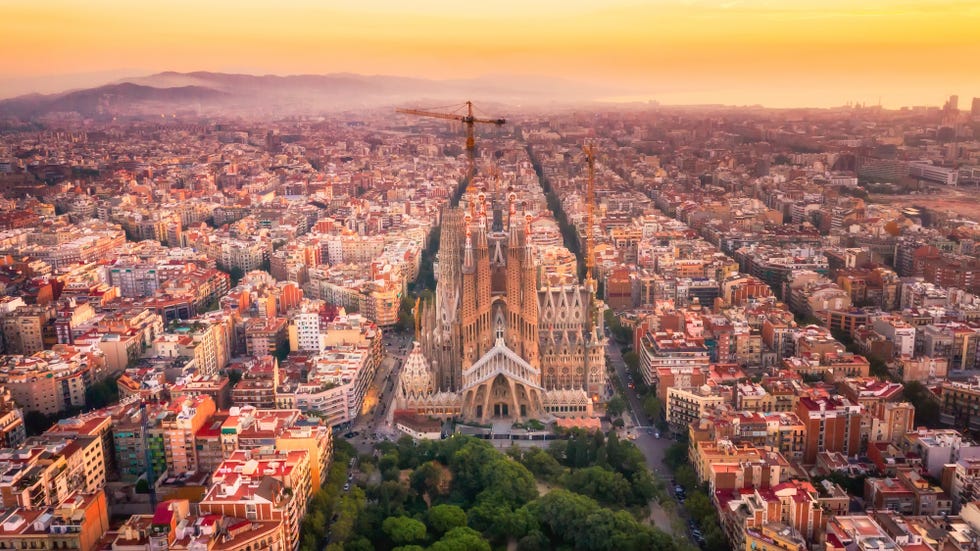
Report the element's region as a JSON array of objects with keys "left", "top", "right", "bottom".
[
  {"left": 528, "top": 143, "right": 693, "bottom": 544},
  {"left": 606, "top": 340, "right": 694, "bottom": 544},
  {"left": 347, "top": 330, "right": 414, "bottom": 454},
  {"left": 605, "top": 341, "right": 671, "bottom": 471}
]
